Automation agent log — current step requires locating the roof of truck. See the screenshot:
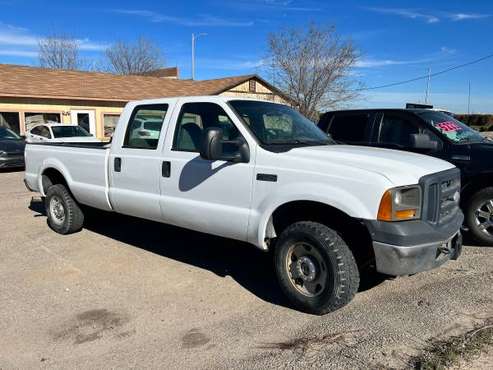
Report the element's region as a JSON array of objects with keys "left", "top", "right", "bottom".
[{"left": 321, "top": 108, "right": 433, "bottom": 115}]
